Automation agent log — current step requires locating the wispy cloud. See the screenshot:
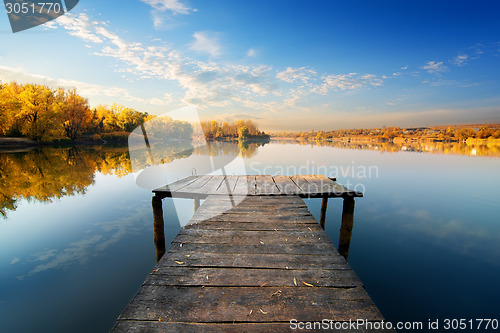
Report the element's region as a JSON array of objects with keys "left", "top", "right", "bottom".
[
  {"left": 423, "top": 61, "right": 447, "bottom": 74},
  {"left": 48, "top": 13, "right": 388, "bottom": 114},
  {"left": 141, "top": 0, "right": 194, "bottom": 14},
  {"left": 140, "top": 0, "right": 196, "bottom": 28},
  {"left": 10, "top": 257, "right": 20, "bottom": 265},
  {"left": 190, "top": 31, "right": 222, "bottom": 57},
  {"left": 312, "top": 73, "right": 383, "bottom": 94},
  {"left": 276, "top": 67, "right": 317, "bottom": 83},
  {"left": 246, "top": 48, "right": 257, "bottom": 57},
  {"left": 452, "top": 54, "right": 469, "bottom": 67}
]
